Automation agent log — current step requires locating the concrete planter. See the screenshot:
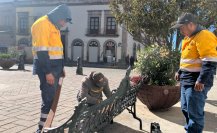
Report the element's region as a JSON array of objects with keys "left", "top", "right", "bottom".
[
  {"left": 0, "top": 59, "right": 17, "bottom": 69},
  {"left": 131, "top": 76, "right": 180, "bottom": 110}
]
